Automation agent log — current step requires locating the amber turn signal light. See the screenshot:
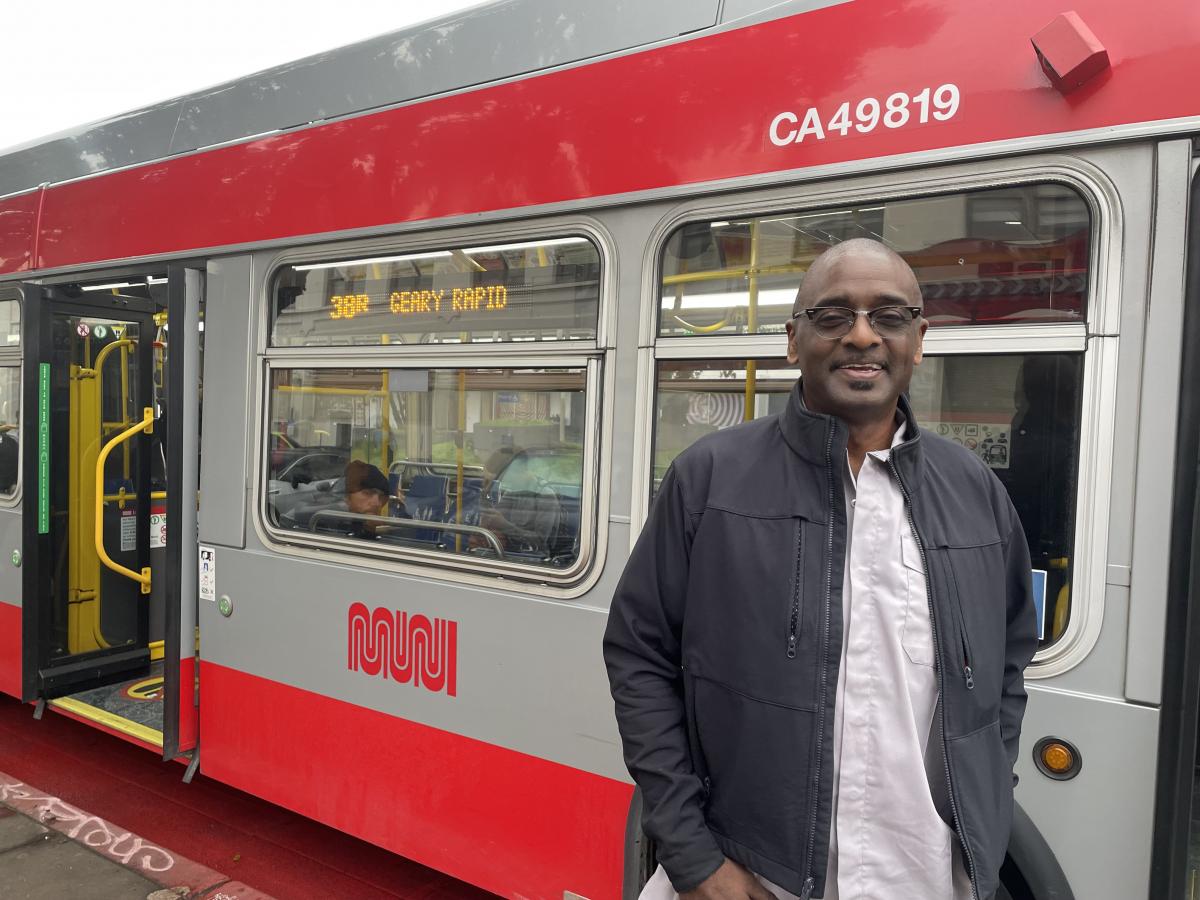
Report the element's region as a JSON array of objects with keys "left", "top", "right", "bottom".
[{"left": 1033, "top": 737, "right": 1081, "bottom": 780}]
